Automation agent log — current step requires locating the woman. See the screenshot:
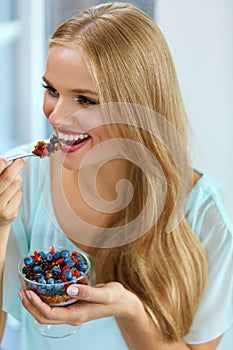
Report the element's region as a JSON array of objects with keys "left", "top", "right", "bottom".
[{"left": 0, "top": 3, "right": 232, "bottom": 349}]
